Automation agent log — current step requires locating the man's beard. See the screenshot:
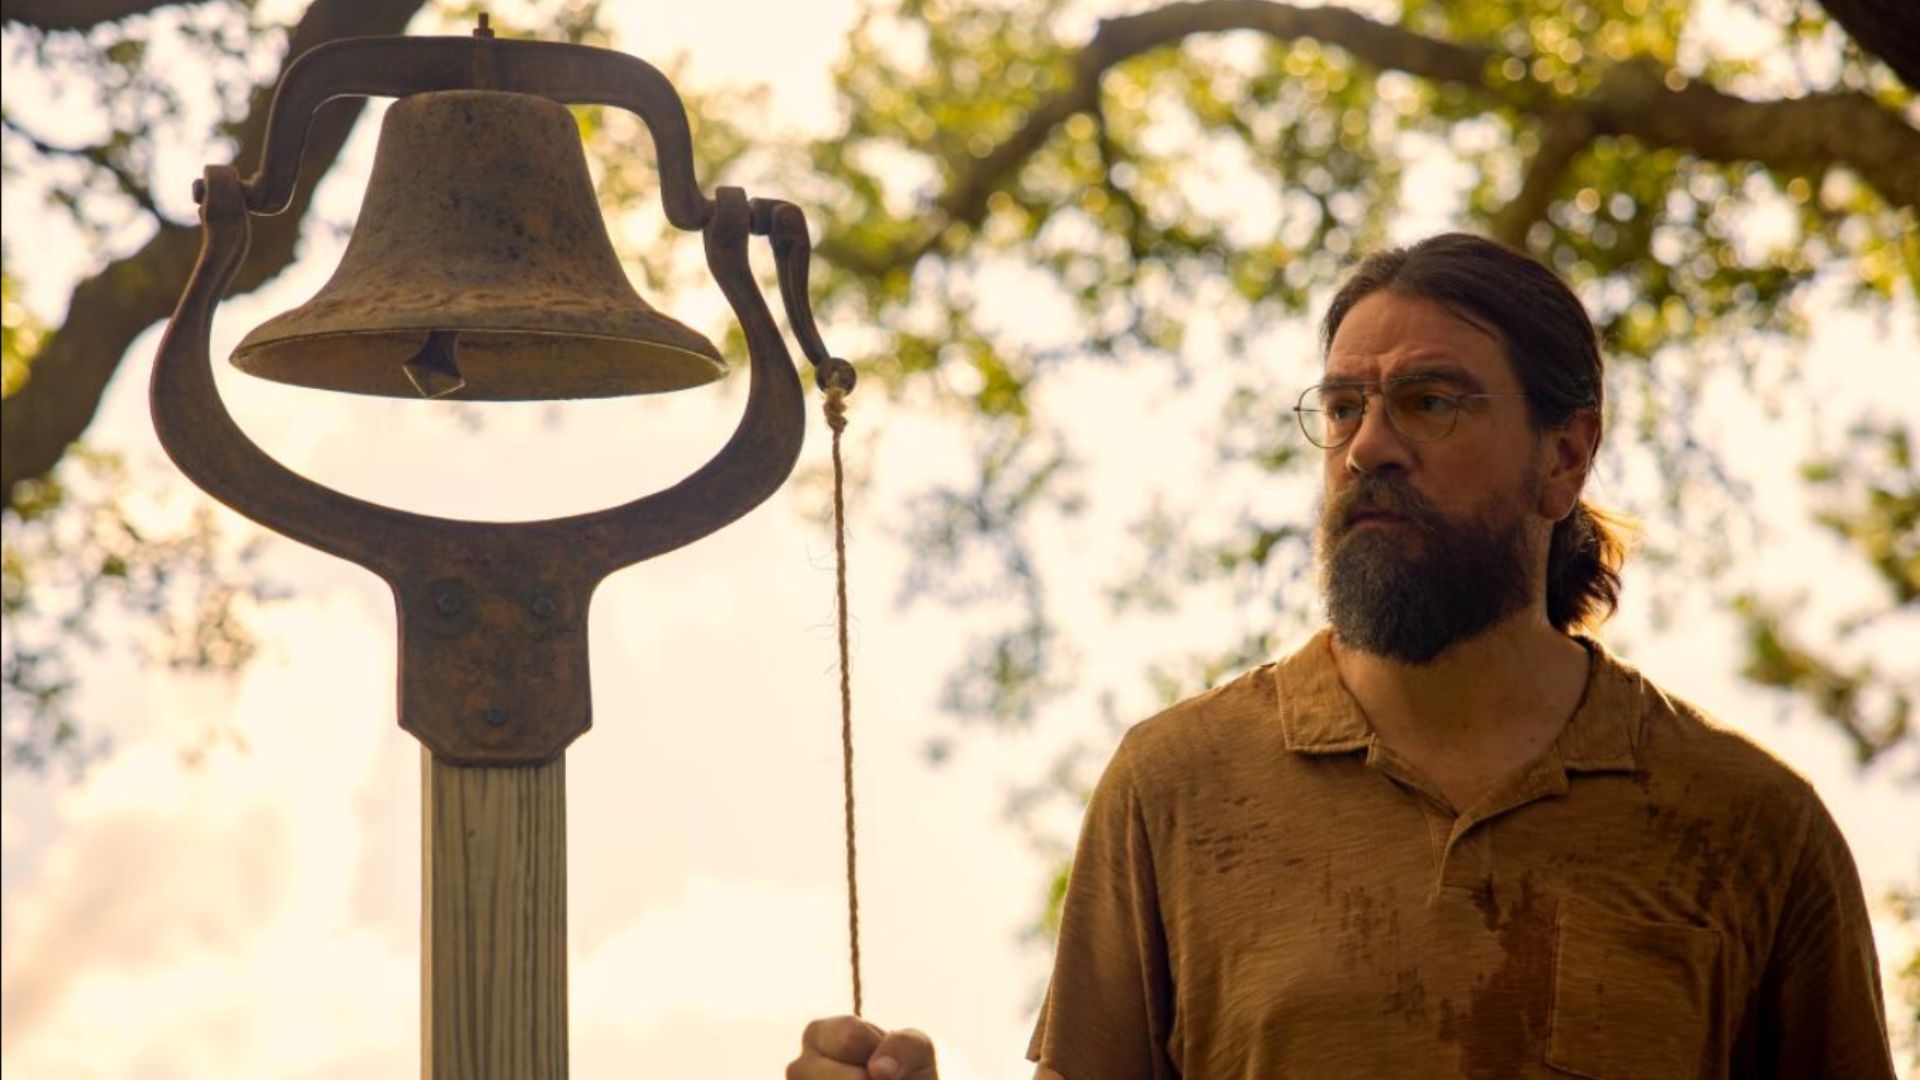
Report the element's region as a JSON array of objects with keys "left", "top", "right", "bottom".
[{"left": 1317, "top": 473, "right": 1537, "bottom": 665}]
